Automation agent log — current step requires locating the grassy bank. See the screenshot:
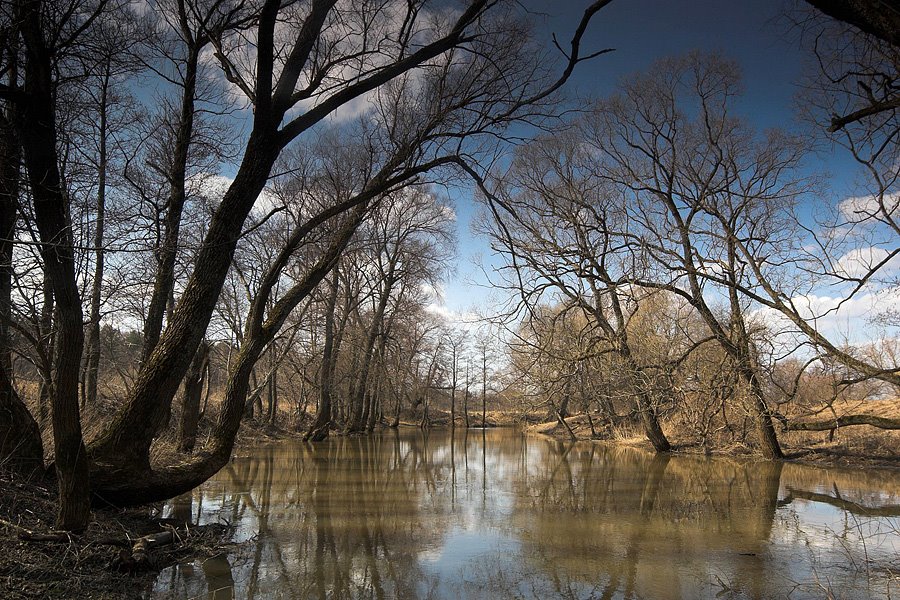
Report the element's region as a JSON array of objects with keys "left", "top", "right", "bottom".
[{"left": 526, "top": 407, "right": 900, "bottom": 471}]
